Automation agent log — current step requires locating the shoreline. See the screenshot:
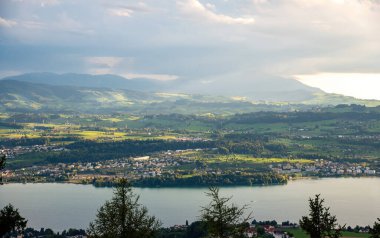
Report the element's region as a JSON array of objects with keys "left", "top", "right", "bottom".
[{"left": 2, "top": 175, "right": 379, "bottom": 188}]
